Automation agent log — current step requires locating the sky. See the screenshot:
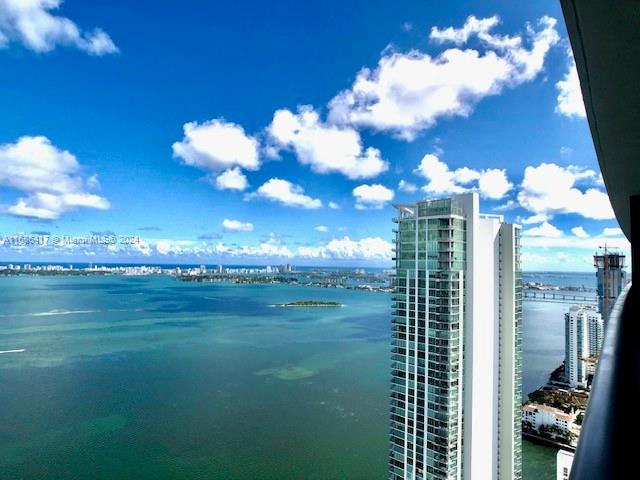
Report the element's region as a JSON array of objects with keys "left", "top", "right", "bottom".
[{"left": 0, "top": 0, "right": 631, "bottom": 270}]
